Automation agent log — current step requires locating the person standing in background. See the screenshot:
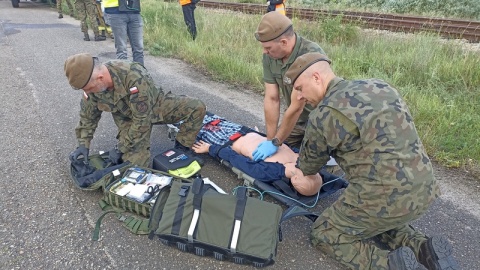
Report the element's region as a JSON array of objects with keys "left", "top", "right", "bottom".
[
  {"left": 75, "top": 0, "right": 106, "bottom": 41},
  {"left": 266, "top": 0, "right": 286, "bottom": 16},
  {"left": 104, "top": 0, "right": 145, "bottom": 65},
  {"left": 57, "top": 0, "right": 74, "bottom": 19},
  {"left": 179, "top": 0, "right": 199, "bottom": 40}
]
